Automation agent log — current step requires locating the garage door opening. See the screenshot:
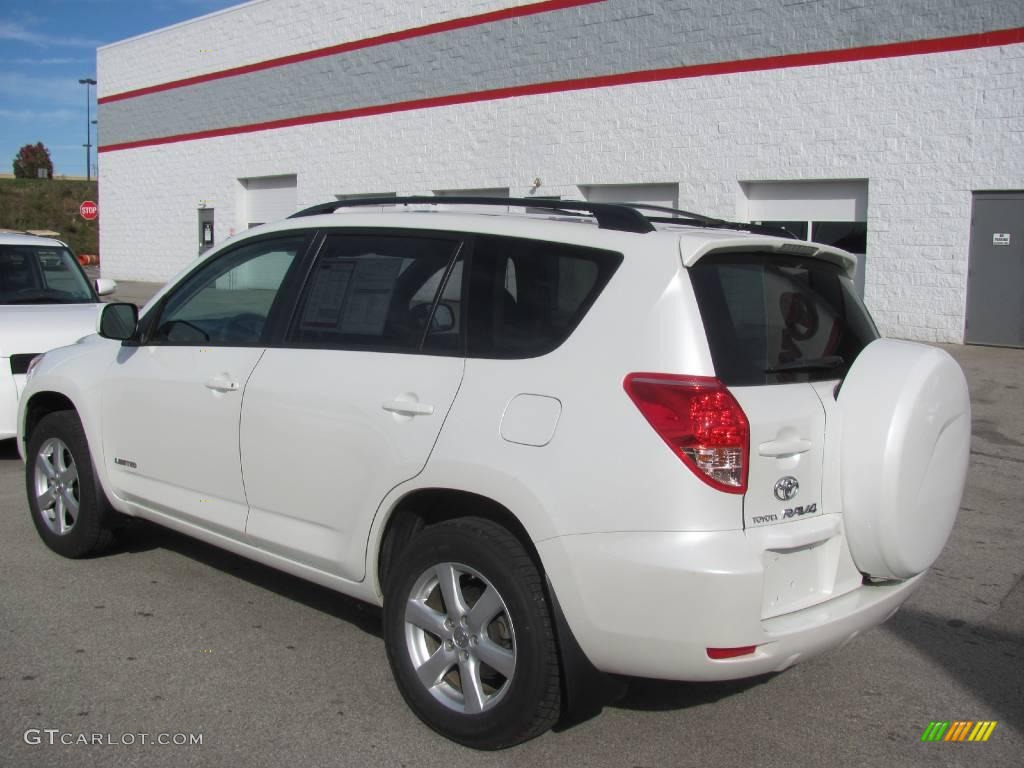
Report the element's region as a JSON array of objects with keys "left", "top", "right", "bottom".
[
  {"left": 240, "top": 174, "right": 298, "bottom": 228},
  {"left": 580, "top": 183, "right": 679, "bottom": 210},
  {"left": 740, "top": 180, "right": 869, "bottom": 297}
]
